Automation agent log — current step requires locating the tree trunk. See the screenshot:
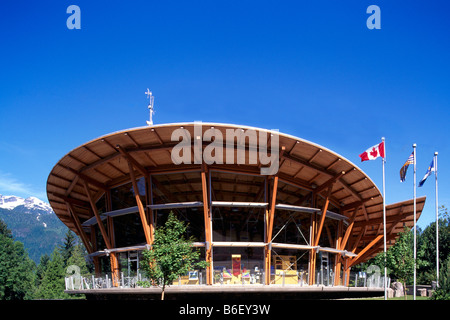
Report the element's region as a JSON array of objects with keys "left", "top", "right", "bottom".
[
  {"left": 161, "top": 284, "right": 165, "bottom": 300},
  {"left": 403, "top": 281, "right": 407, "bottom": 300}
]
